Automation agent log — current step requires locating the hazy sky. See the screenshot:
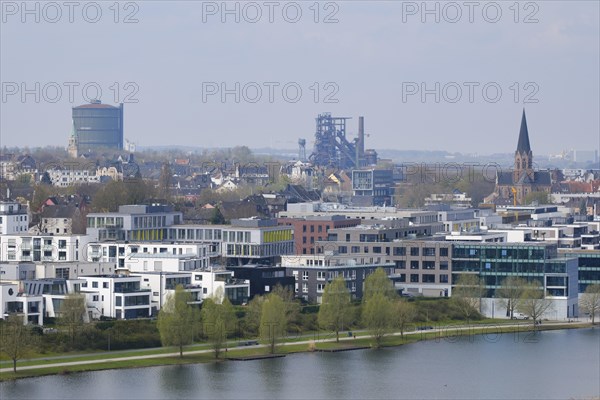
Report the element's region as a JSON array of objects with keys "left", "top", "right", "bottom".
[{"left": 1, "top": 1, "right": 598, "bottom": 155}]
